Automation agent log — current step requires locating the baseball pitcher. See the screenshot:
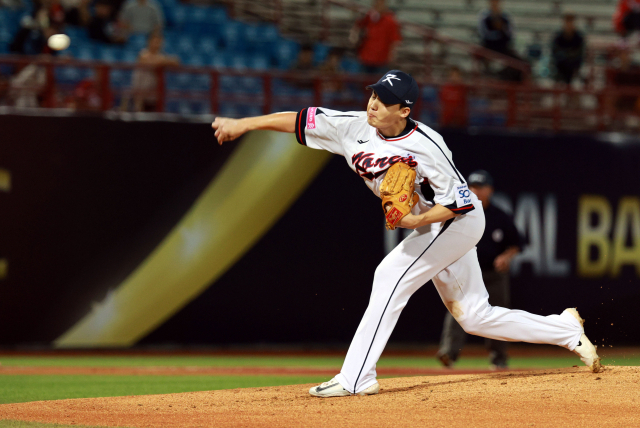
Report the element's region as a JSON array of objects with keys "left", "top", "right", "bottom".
[{"left": 212, "top": 70, "right": 601, "bottom": 398}]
